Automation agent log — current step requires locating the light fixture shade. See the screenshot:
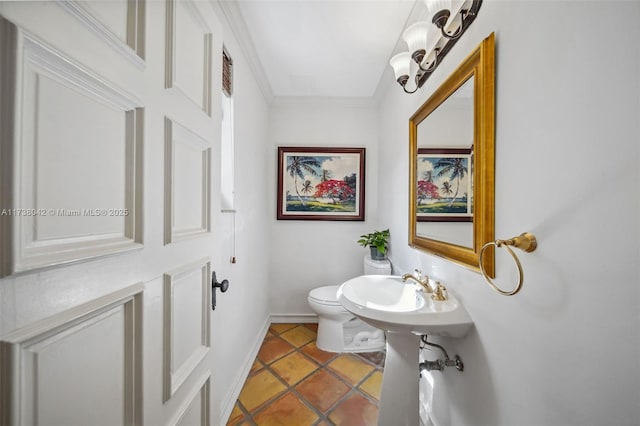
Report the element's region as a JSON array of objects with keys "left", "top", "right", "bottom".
[
  {"left": 402, "top": 22, "right": 429, "bottom": 57},
  {"left": 424, "top": 0, "right": 452, "bottom": 15},
  {"left": 389, "top": 52, "right": 411, "bottom": 80}
]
